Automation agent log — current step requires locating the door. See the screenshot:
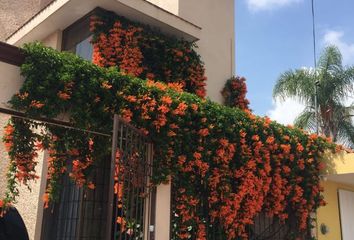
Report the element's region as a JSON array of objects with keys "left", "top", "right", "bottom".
[{"left": 338, "top": 189, "right": 354, "bottom": 240}]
